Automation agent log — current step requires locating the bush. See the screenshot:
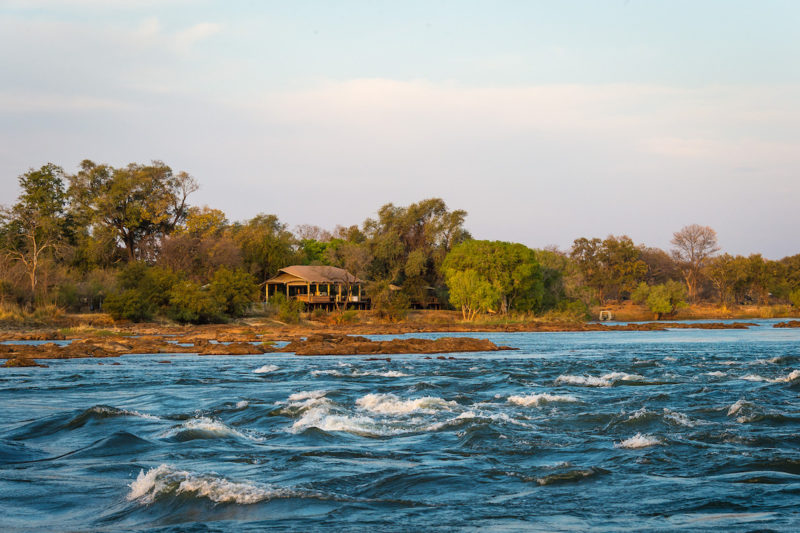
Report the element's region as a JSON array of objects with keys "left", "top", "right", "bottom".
[
  {"left": 633, "top": 281, "right": 687, "bottom": 319},
  {"left": 104, "top": 289, "right": 154, "bottom": 322},
  {"left": 368, "top": 280, "right": 409, "bottom": 321},
  {"left": 790, "top": 288, "right": 800, "bottom": 308},
  {"left": 167, "top": 280, "right": 225, "bottom": 324},
  {"left": 209, "top": 267, "right": 258, "bottom": 317},
  {"left": 268, "top": 293, "right": 304, "bottom": 324}
]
